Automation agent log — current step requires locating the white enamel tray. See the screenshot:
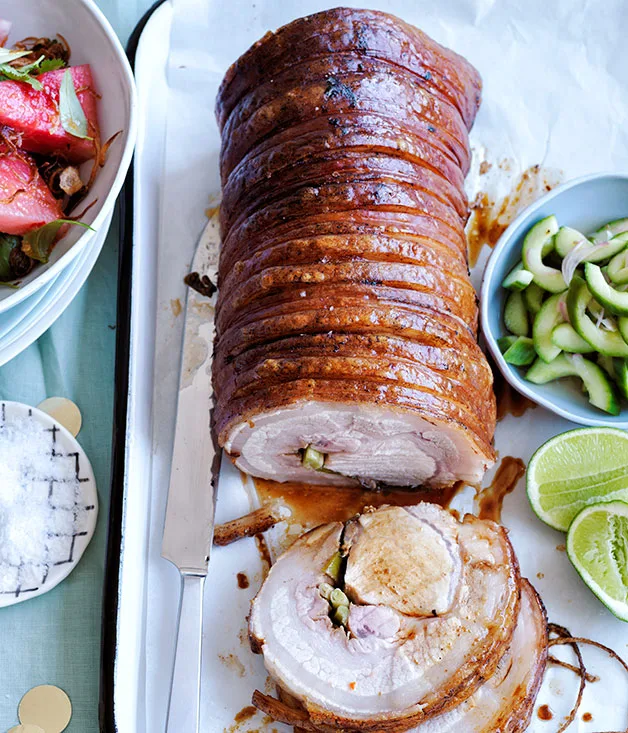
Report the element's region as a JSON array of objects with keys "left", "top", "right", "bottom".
[{"left": 111, "top": 1, "right": 628, "bottom": 731}]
